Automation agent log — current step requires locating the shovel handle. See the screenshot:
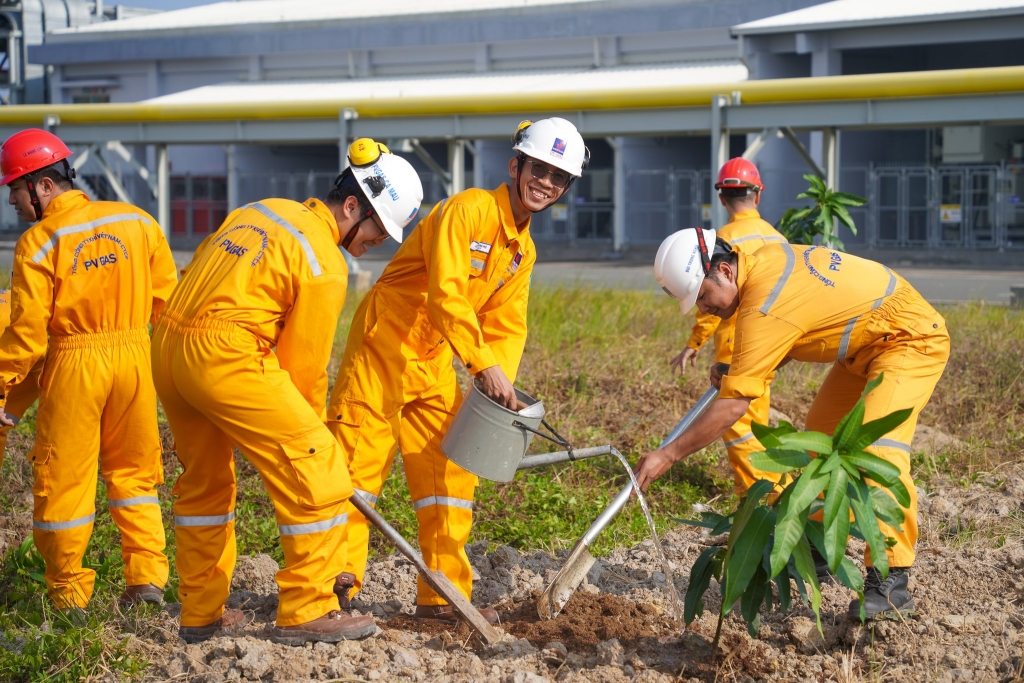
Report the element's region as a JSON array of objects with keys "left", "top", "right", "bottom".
[
  {"left": 579, "top": 386, "right": 720, "bottom": 547},
  {"left": 349, "top": 493, "right": 421, "bottom": 563}
]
